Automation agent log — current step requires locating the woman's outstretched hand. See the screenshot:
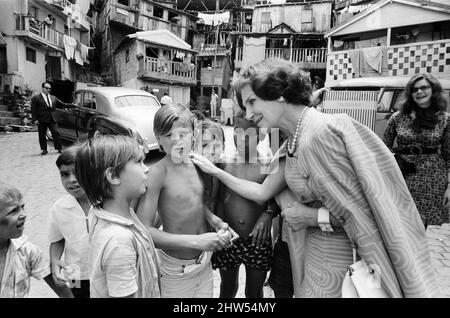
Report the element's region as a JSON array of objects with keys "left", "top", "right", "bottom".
[{"left": 189, "top": 152, "right": 220, "bottom": 176}]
